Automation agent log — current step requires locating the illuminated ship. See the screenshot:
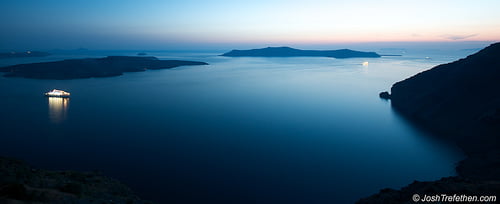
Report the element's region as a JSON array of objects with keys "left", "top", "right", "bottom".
[{"left": 44, "top": 89, "right": 70, "bottom": 97}]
